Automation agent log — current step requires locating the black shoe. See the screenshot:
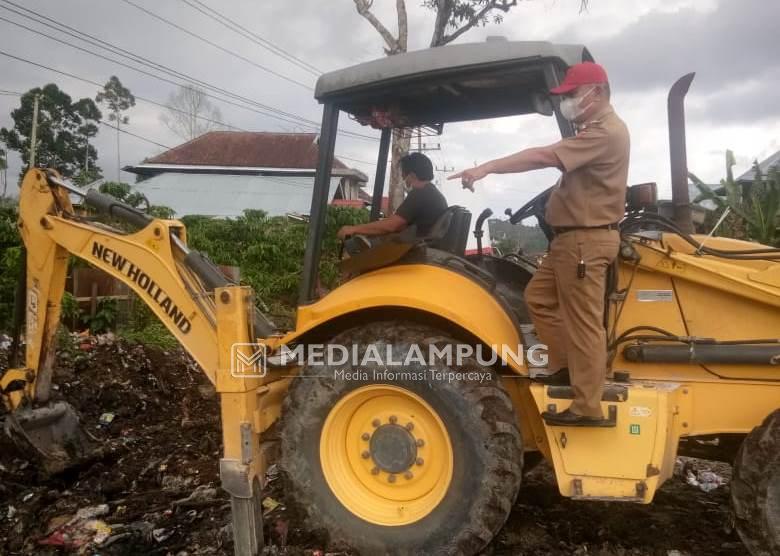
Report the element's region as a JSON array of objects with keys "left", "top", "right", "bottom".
[
  {"left": 533, "top": 367, "right": 570, "bottom": 386},
  {"left": 541, "top": 408, "right": 615, "bottom": 428}
]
